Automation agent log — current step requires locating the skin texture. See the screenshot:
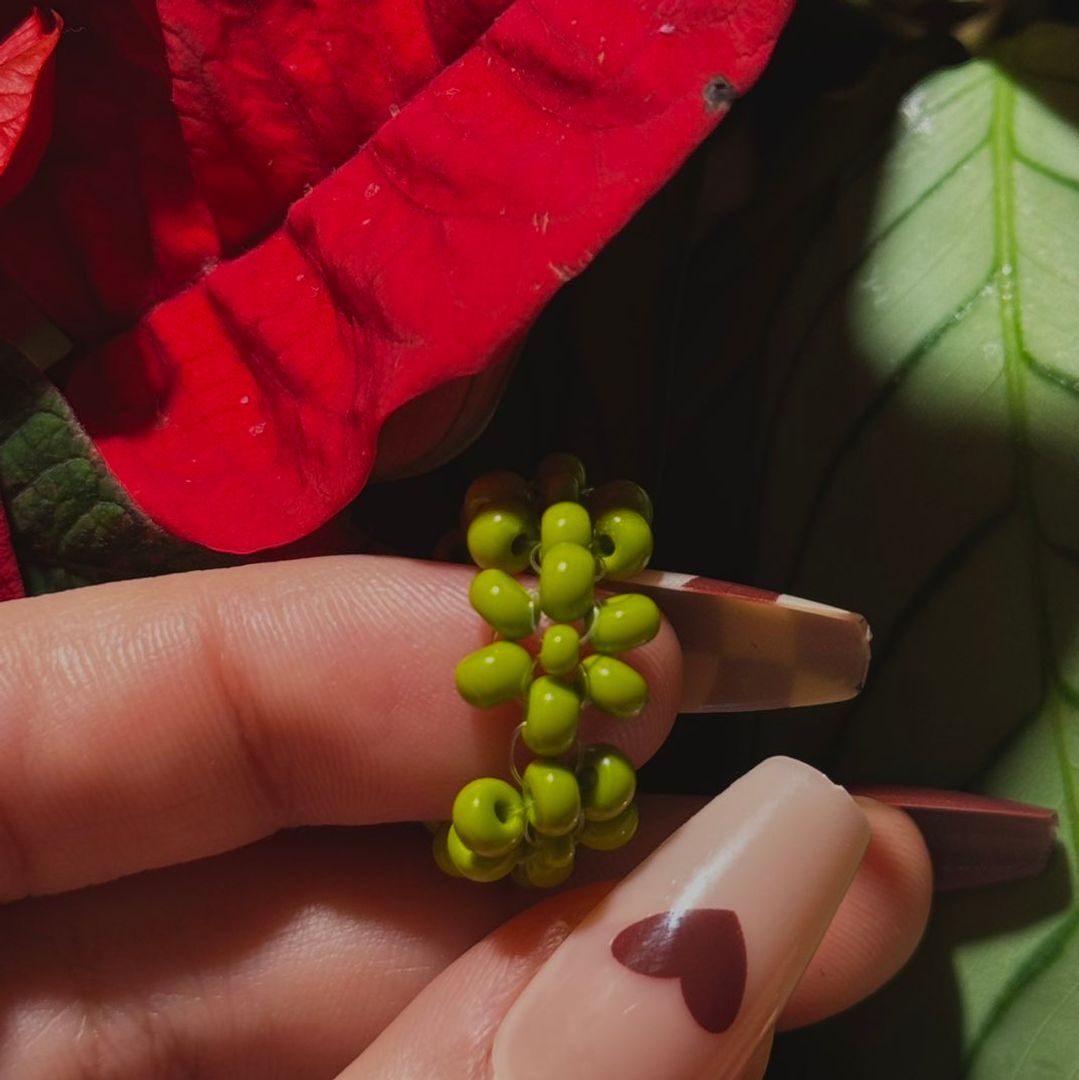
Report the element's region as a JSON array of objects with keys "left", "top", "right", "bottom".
[
  {"left": 0, "top": 556, "right": 681, "bottom": 899},
  {"left": 0, "top": 557, "right": 932, "bottom": 1077}
]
